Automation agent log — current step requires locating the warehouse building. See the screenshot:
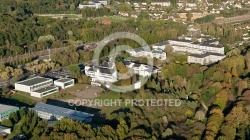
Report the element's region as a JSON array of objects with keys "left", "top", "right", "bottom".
[
  {"left": 0, "top": 104, "right": 19, "bottom": 121},
  {"left": 54, "top": 78, "right": 75, "bottom": 89},
  {"left": 15, "top": 77, "right": 53, "bottom": 93},
  {"left": 31, "top": 103, "right": 94, "bottom": 123}
]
